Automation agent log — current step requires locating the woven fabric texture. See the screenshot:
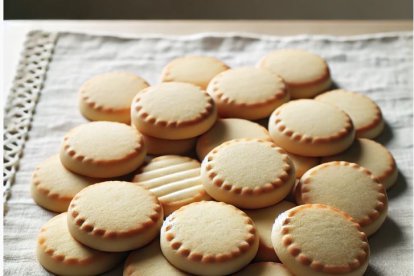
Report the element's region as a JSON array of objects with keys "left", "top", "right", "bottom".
[{"left": 3, "top": 31, "right": 412, "bottom": 275}]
